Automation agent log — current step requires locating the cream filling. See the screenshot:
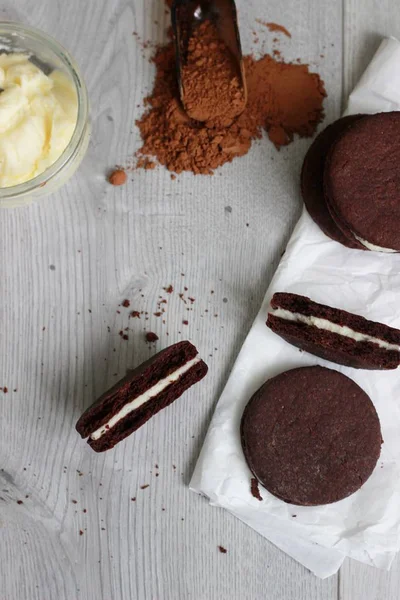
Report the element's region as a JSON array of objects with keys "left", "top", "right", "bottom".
[
  {"left": 352, "top": 232, "right": 397, "bottom": 253},
  {"left": 90, "top": 356, "right": 201, "bottom": 441},
  {"left": 270, "top": 308, "right": 400, "bottom": 351}
]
